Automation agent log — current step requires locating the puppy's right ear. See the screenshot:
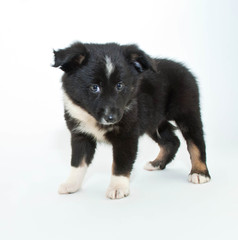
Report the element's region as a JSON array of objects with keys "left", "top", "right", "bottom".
[{"left": 52, "top": 42, "right": 89, "bottom": 73}]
